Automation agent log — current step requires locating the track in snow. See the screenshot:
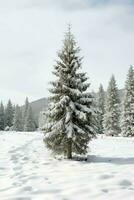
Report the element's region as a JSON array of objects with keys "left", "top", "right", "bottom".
[{"left": 0, "top": 132, "right": 134, "bottom": 200}]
